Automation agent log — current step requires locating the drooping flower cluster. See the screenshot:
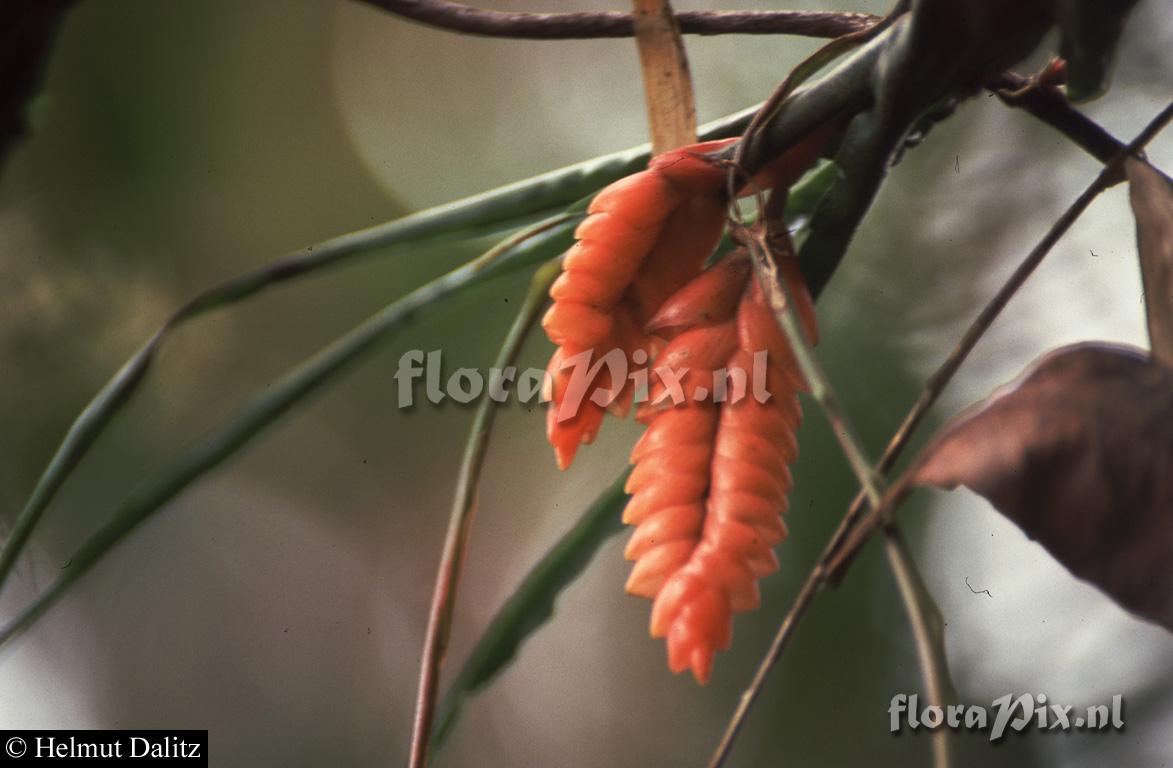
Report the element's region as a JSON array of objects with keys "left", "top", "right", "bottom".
[{"left": 541, "top": 135, "right": 823, "bottom": 682}]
